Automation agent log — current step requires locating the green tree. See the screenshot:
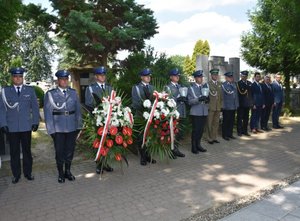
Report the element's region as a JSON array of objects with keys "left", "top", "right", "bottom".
[
  {"left": 0, "top": 0, "right": 22, "bottom": 46},
  {"left": 169, "top": 55, "right": 185, "bottom": 71},
  {"left": 191, "top": 39, "right": 210, "bottom": 72},
  {"left": 240, "top": 0, "right": 300, "bottom": 109},
  {"left": 183, "top": 55, "right": 194, "bottom": 76},
  {"left": 51, "top": 0, "right": 158, "bottom": 66},
  {"left": 17, "top": 20, "right": 54, "bottom": 82}
]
